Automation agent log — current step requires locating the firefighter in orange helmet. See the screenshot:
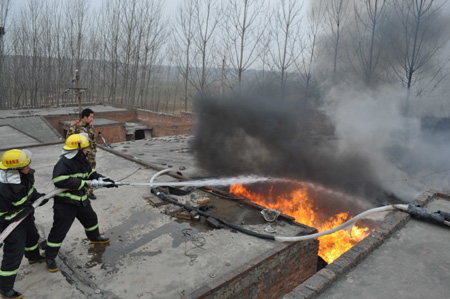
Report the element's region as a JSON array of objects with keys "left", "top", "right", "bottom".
[
  {"left": 45, "top": 134, "right": 117, "bottom": 273},
  {"left": 0, "top": 149, "right": 47, "bottom": 299}
]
